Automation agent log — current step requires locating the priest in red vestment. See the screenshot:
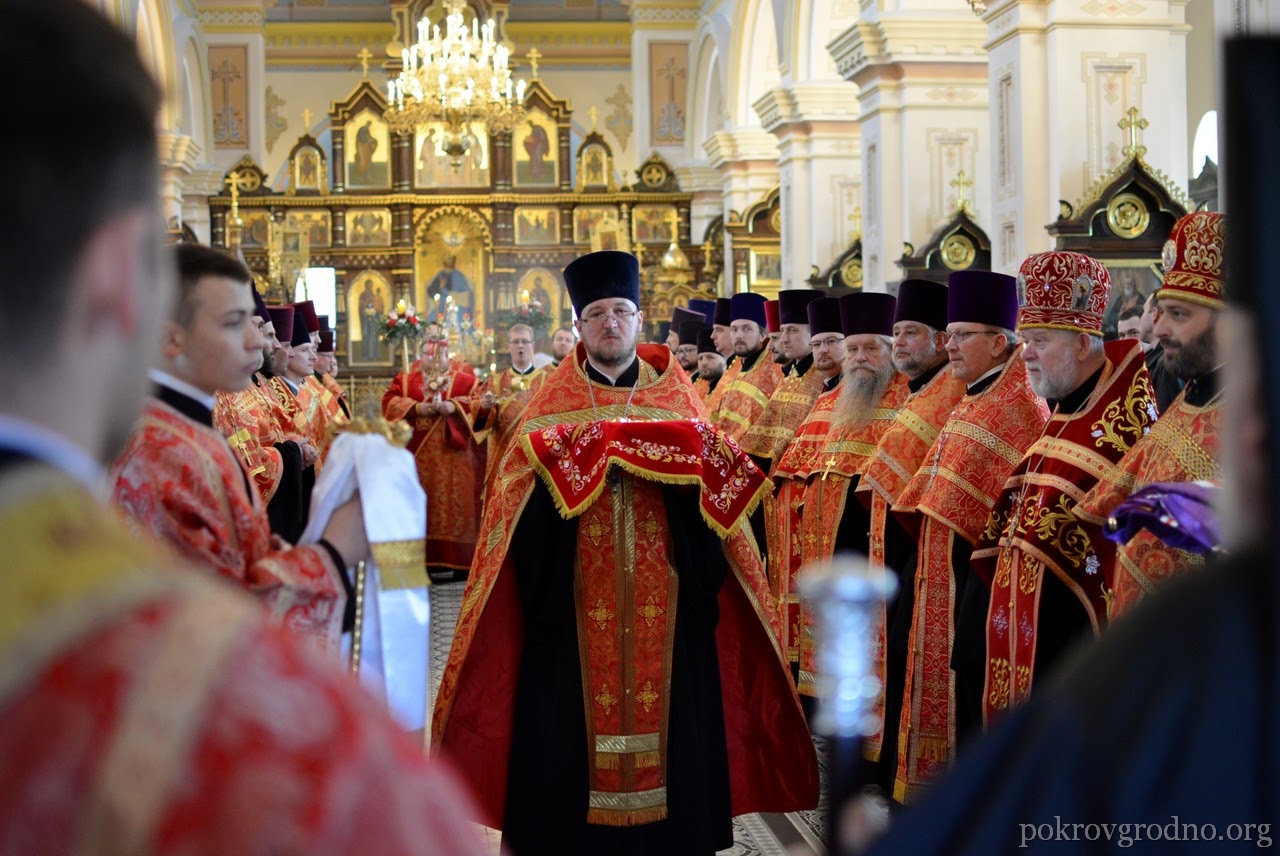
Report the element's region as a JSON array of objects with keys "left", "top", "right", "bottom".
[
  {"left": 974, "top": 251, "right": 1156, "bottom": 726},
  {"left": 381, "top": 326, "right": 485, "bottom": 577},
  {"left": 712, "top": 293, "right": 785, "bottom": 442},
  {"left": 890, "top": 271, "right": 1050, "bottom": 802},
  {"left": 111, "top": 244, "right": 368, "bottom": 656},
  {"left": 0, "top": 8, "right": 488, "bottom": 847},
  {"left": 1077, "top": 212, "right": 1225, "bottom": 619},
  {"left": 434, "top": 251, "right": 818, "bottom": 855},
  {"left": 472, "top": 322, "right": 549, "bottom": 487}
]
